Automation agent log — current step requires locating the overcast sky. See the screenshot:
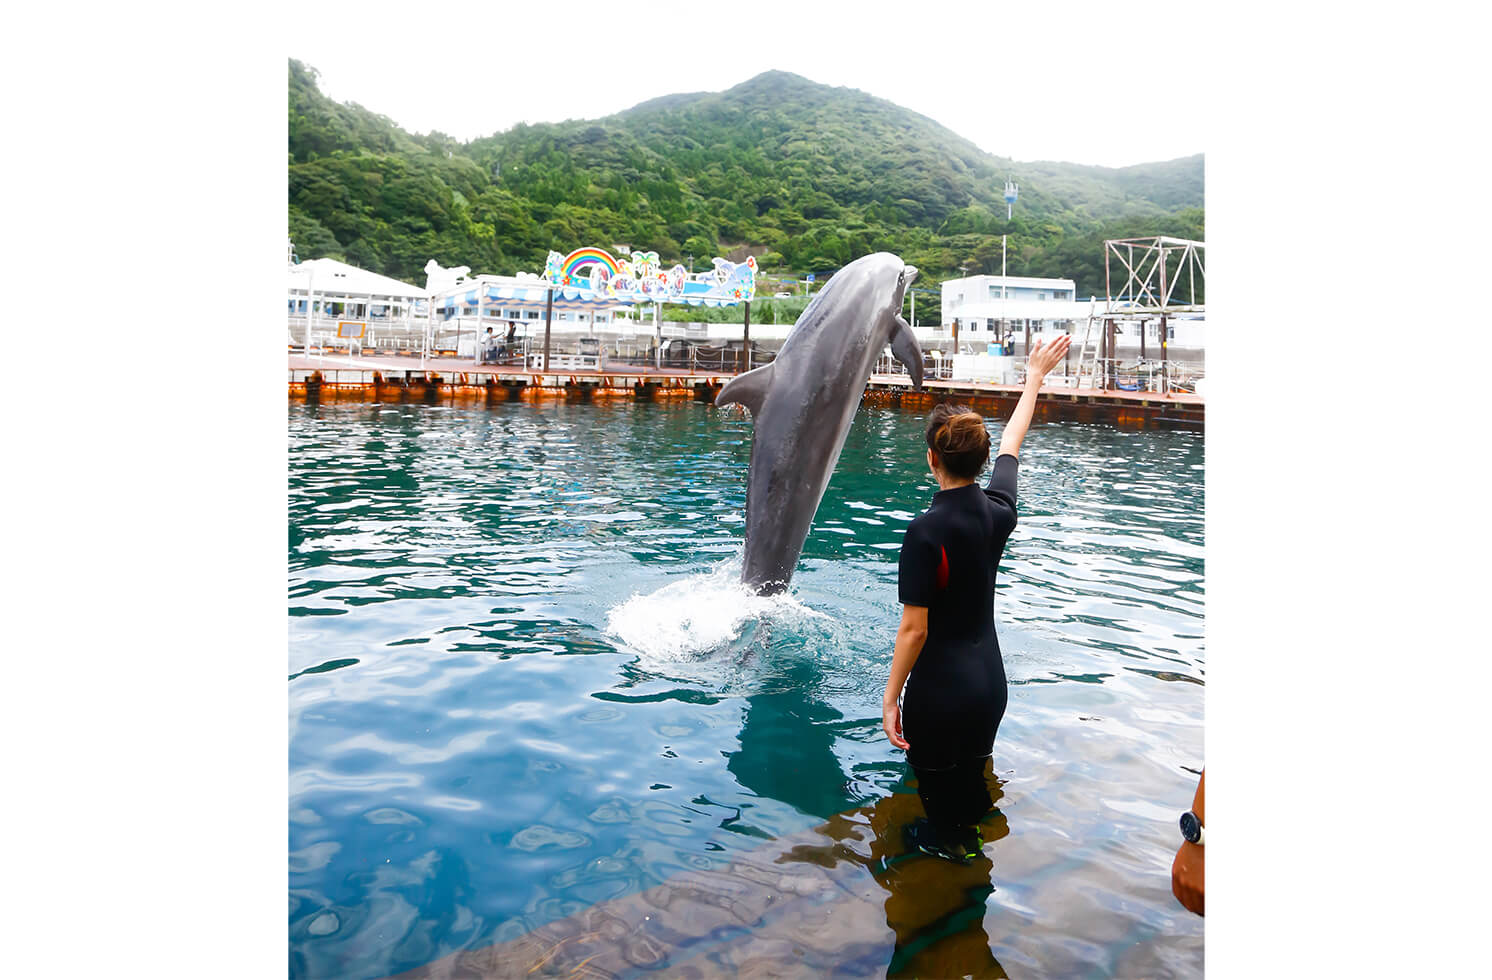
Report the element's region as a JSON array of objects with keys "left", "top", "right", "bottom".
[{"left": 292, "top": 2, "right": 1204, "bottom": 169}]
